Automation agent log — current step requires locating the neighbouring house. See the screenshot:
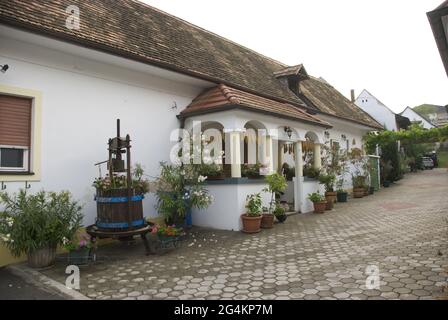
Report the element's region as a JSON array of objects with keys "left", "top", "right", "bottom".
[
  {"left": 354, "top": 89, "right": 411, "bottom": 131},
  {"left": 0, "top": 0, "right": 383, "bottom": 249},
  {"left": 400, "top": 107, "right": 436, "bottom": 129},
  {"left": 413, "top": 104, "right": 448, "bottom": 128},
  {"left": 427, "top": 1, "right": 448, "bottom": 77}
]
